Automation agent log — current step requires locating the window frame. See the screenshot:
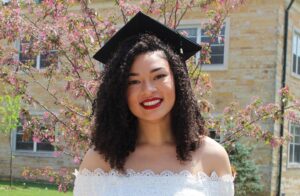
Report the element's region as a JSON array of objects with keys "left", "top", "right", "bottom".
[
  {"left": 15, "top": 38, "right": 59, "bottom": 70},
  {"left": 287, "top": 122, "right": 300, "bottom": 168},
  {"left": 11, "top": 111, "right": 57, "bottom": 157},
  {"left": 177, "top": 18, "right": 230, "bottom": 71},
  {"left": 292, "top": 29, "right": 300, "bottom": 79}
]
